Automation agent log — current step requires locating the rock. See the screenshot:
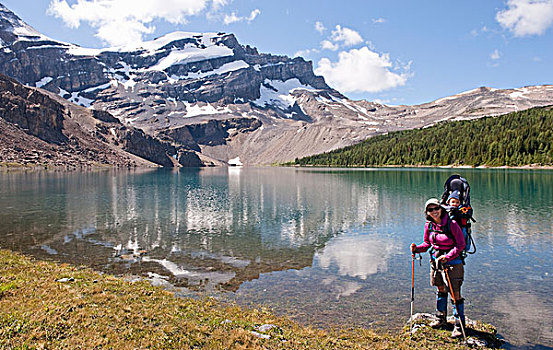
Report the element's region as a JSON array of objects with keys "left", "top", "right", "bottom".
[
  {"left": 0, "top": 74, "right": 67, "bottom": 145},
  {"left": 250, "top": 331, "right": 270, "bottom": 339},
  {"left": 466, "top": 337, "right": 488, "bottom": 347},
  {"left": 177, "top": 150, "right": 203, "bottom": 167},
  {"left": 408, "top": 313, "right": 504, "bottom": 348},
  {"left": 56, "top": 277, "right": 74, "bottom": 283},
  {"left": 257, "top": 324, "right": 277, "bottom": 333}
]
